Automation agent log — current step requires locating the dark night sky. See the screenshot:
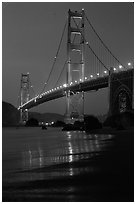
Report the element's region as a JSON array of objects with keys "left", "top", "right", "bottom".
[{"left": 2, "top": 2, "right": 134, "bottom": 115}]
